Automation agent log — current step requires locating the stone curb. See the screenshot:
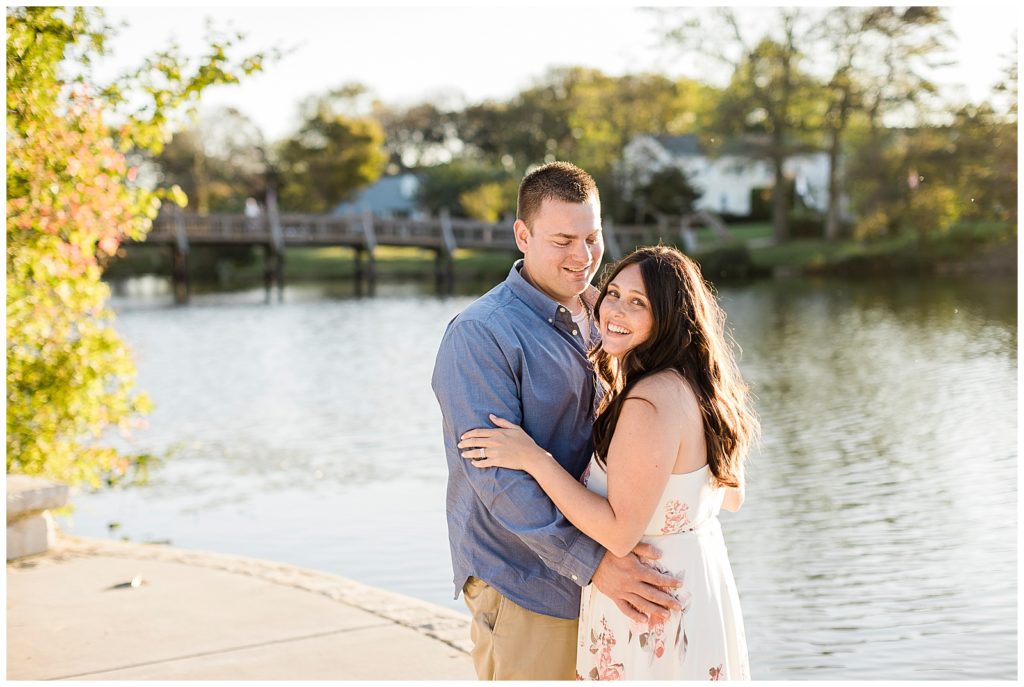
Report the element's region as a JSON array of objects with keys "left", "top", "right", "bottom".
[
  {"left": 7, "top": 475, "right": 70, "bottom": 560},
  {"left": 41, "top": 534, "right": 472, "bottom": 654},
  {"left": 6, "top": 475, "right": 70, "bottom": 521}
]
